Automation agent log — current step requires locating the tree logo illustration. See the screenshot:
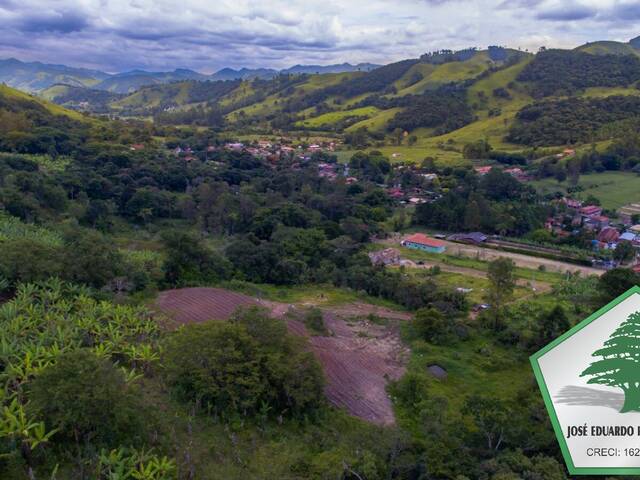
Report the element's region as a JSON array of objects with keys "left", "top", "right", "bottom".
[{"left": 580, "top": 310, "right": 640, "bottom": 413}]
